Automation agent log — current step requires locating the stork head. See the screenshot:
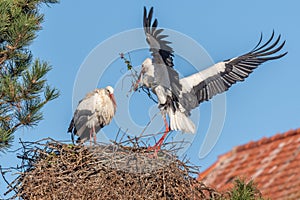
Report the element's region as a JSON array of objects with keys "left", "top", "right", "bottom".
[
  {"left": 142, "top": 57, "right": 153, "bottom": 66},
  {"left": 105, "top": 86, "right": 117, "bottom": 109},
  {"left": 134, "top": 58, "right": 154, "bottom": 91}
]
